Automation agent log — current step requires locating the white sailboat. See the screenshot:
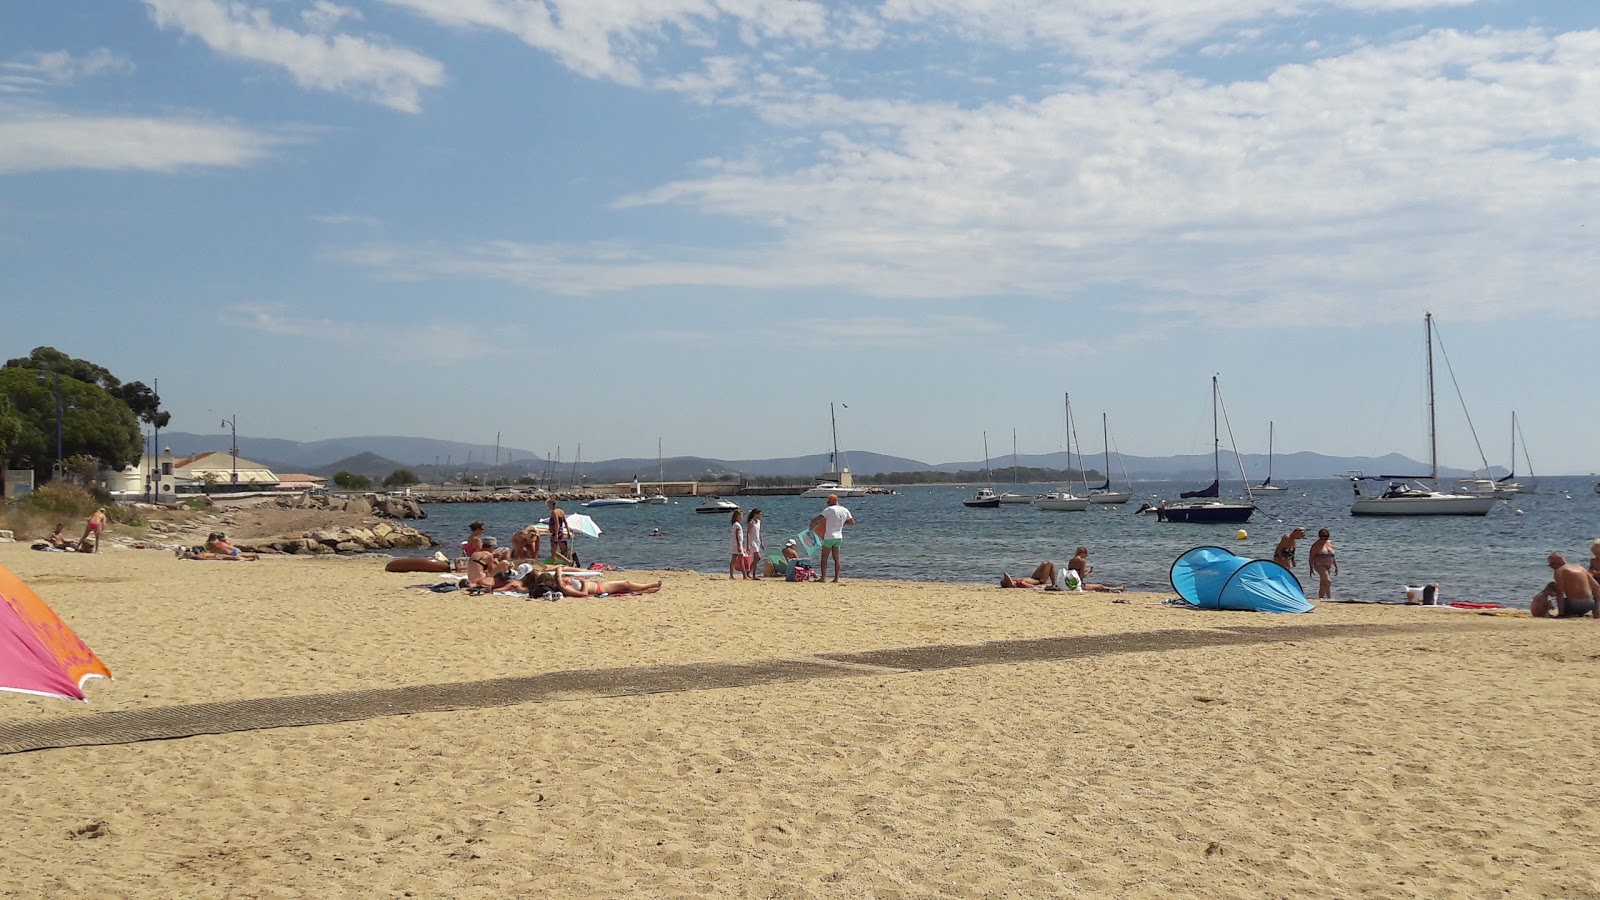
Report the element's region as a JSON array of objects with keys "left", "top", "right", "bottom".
[
  {"left": 644, "top": 437, "right": 669, "bottom": 504},
  {"left": 1033, "top": 394, "right": 1089, "bottom": 511},
  {"left": 964, "top": 432, "right": 1002, "bottom": 507},
  {"left": 1351, "top": 313, "right": 1497, "bottom": 517},
  {"left": 1086, "top": 412, "right": 1132, "bottom": 504},
  {"left": 1252, "top": 421, "right": 1287, "bottom": 492},
  {"left": 1495, "top": 411, "right": 1535, "bottom": 494},
  {"left": 997, "top": 429, "right": 1032, "bottom": 504},
  {"left": 802, "top": 402, "right": 869, "bottom": 498}
]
